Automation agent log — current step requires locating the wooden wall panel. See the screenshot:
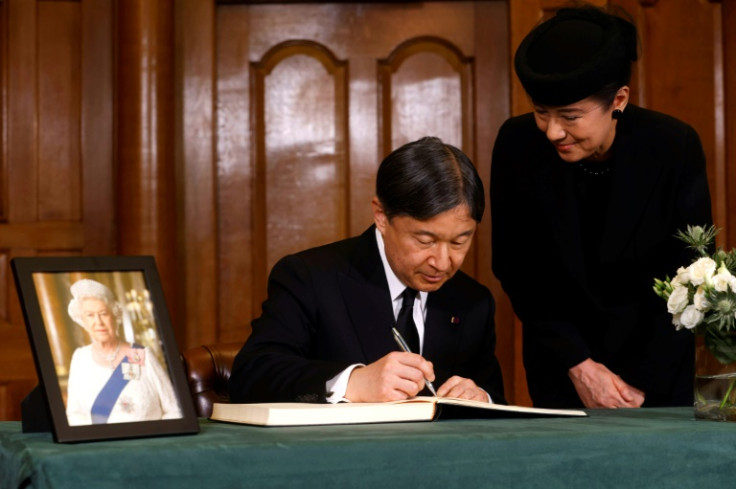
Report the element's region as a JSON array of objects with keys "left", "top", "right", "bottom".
[
  {"left": 723, "top": 0, "right": 736, "bottom": 250},
  {"left": 614, "top": 0, "right": 730, "bottom": 243},
  {"left": 215, "top": 6, "right": 254, "bottom": 342},
  {"left": 116, "top": 0, "right": 179, "bottom": 339},
  {"left": 253, "top": 42, "right": 349, "bottom": 282},
  {"left": 637, "top": 1, "right": 723, "bottom": 236},
  {"left": 81, "top": 0, "right": 115, "bottom": 256},
  {"left": 379, "top": 37, "right": 471, "bottom": 153},
  {"left": 471, "top": 0, "right": 518, "bottom": 405},
  {"left": 0, "top": 0, "right": 114, "bottom": 420},
  {"left": 7, "top": 0, "right": 37, "bottom": 224},
  {"left": 38, "top": 2, "right": 81, "bottom": 222},
  {"left": 0, "top": 379, "right": 36, "bottom": 421},
  {"left": 175, "top": 0, "right": 217, "bottom": 348},
  {"left": 0, "top": 3, "right": 6, "bottom": 222}
]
